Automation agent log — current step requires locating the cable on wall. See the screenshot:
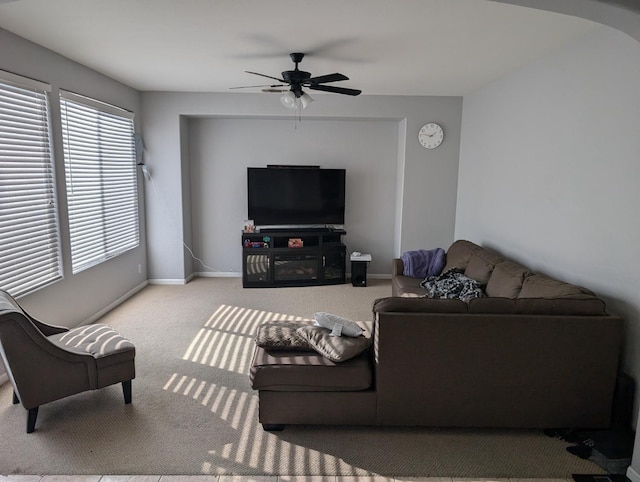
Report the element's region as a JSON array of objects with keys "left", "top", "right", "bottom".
[{"left": 138, "top": 161, "right": 220, "bottom": 274}]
